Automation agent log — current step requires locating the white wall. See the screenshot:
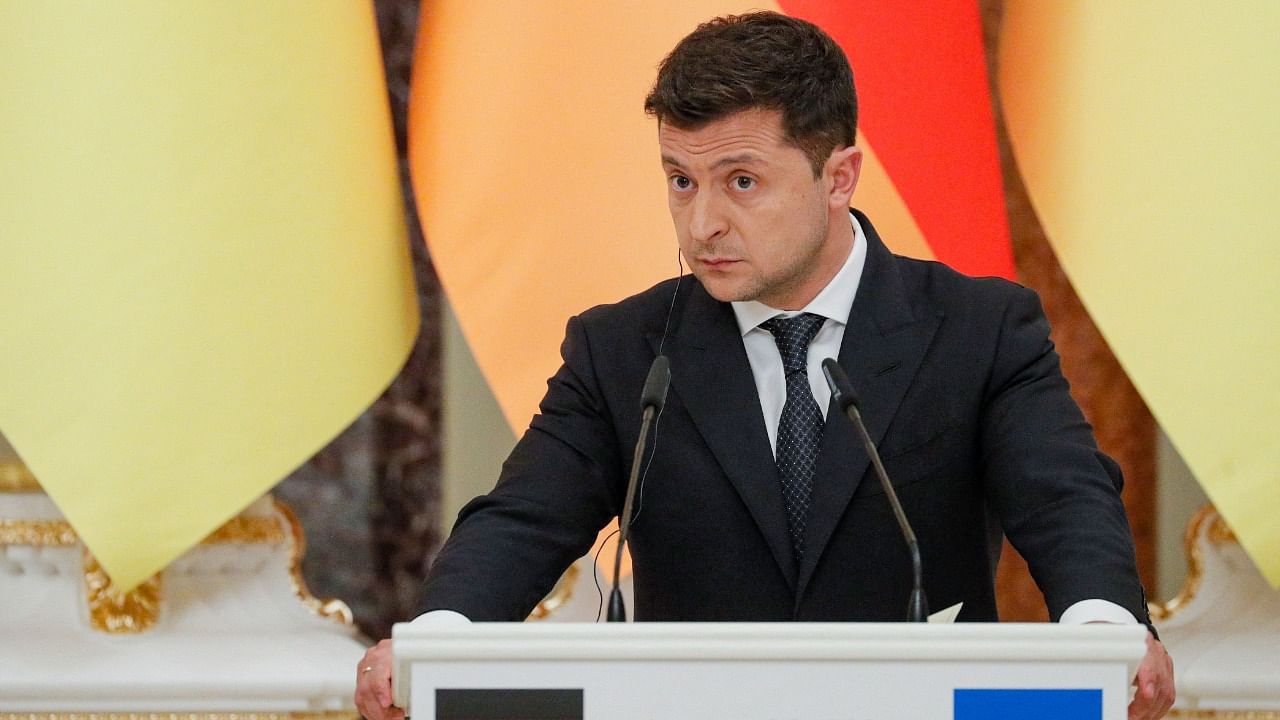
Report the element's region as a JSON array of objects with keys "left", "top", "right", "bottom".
[{"left": 441, "top": 304, "right": 516, "bottom": 529}]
